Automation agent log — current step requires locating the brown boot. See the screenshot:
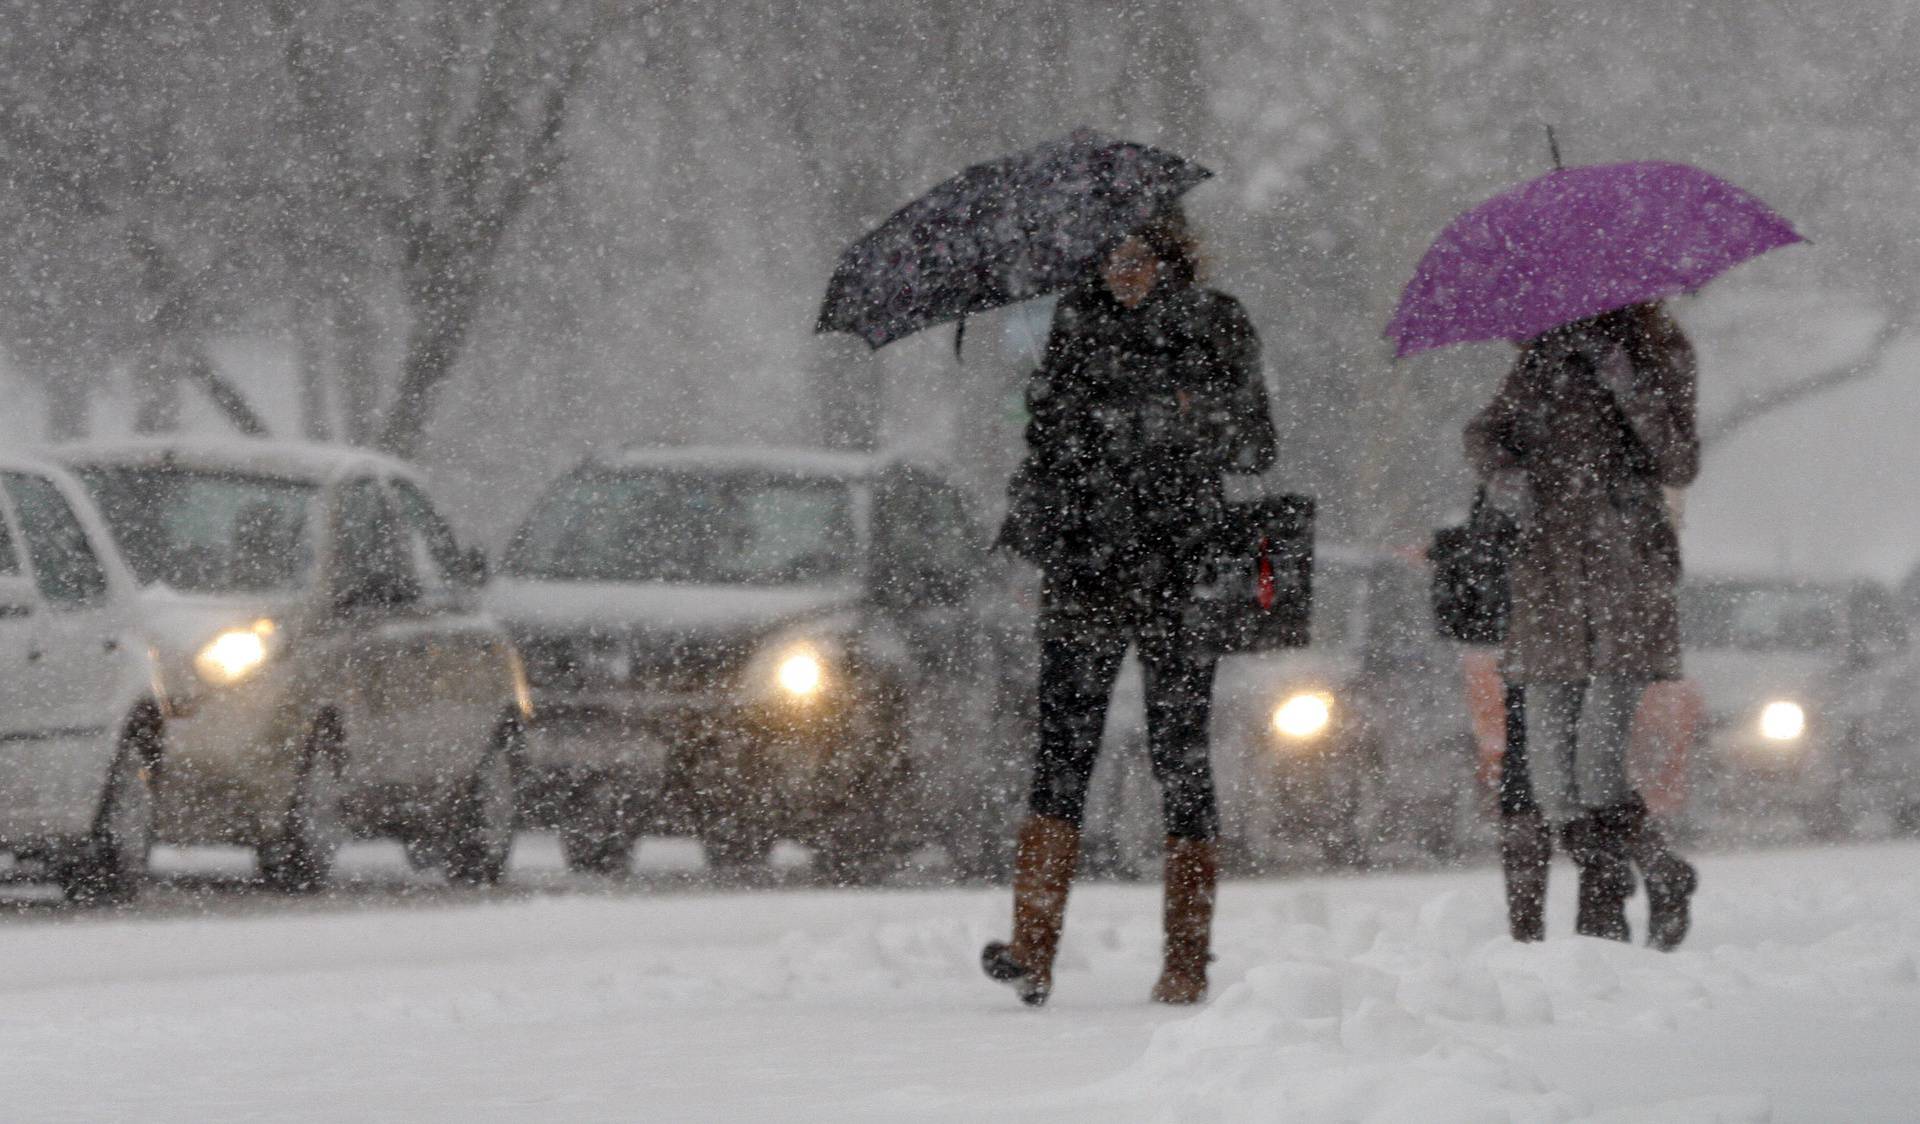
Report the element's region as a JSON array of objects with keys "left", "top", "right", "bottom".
[
  {"left": 1606, "top": 795, "right": 1697, "bottom": 952},
  {"left": 1150, "top": 836, "right": 1219, "bottom": 1005},
  {"left": 1500, "top": 809, "right": 1551, "bottom": 942},
  {"left": 981, "top": 814, "right": 1080, "bottom": 1006},
  {"left": 1562, "top": 811, "right": 1633, "bottom": 942}
]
